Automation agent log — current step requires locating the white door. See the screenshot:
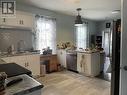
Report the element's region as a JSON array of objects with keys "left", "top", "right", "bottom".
[{"left": 120, "top": 0, "right": 127, "bottom": 95}]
